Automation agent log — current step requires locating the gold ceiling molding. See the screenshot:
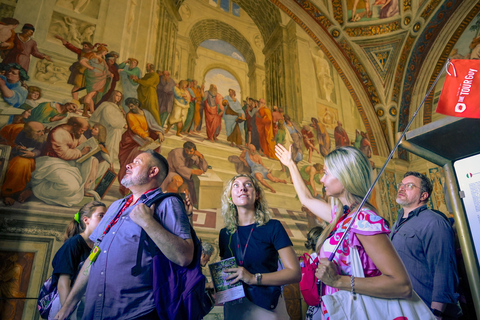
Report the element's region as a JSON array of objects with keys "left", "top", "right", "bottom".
[
  {"left": 421, "top": 0, "right": 444, "bottom": 20},
  {"left": 344, "top": 21, "right": 401, "bottom": 37},
  {"left": 404, "top": 0, "right": 412, "bottom": 12}
]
